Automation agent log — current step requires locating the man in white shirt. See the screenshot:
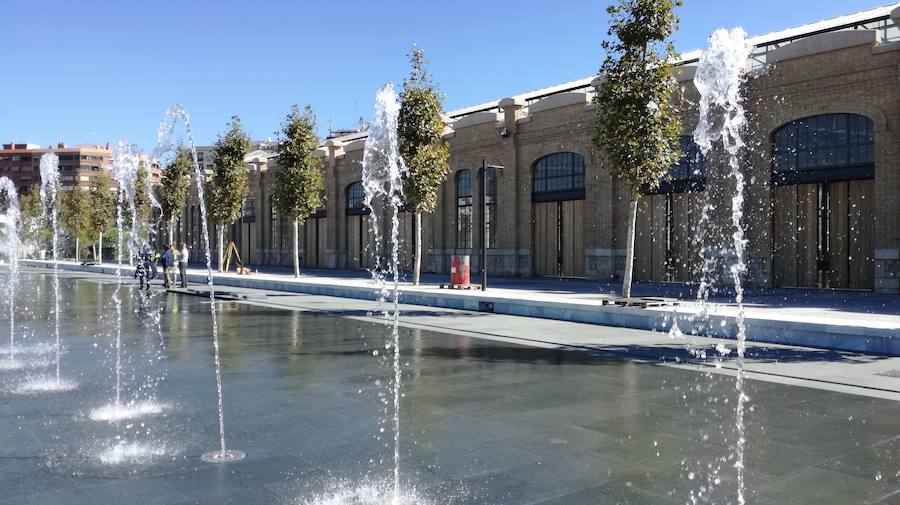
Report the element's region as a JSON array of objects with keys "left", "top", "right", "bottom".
[{"left": 179, "top": 243, "right": 189, "bottom": 288}]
